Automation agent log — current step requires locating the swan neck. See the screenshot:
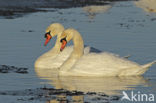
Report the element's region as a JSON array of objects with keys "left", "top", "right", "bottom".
[
  {"left": 53, "top": 32, "right": 62, "bottom": 51},
  {"left": 60, "top": 31, "right": 84, "bottom": 72},
  {"left": 72, "top": 33, "right": 84, "bottom": 58}
]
